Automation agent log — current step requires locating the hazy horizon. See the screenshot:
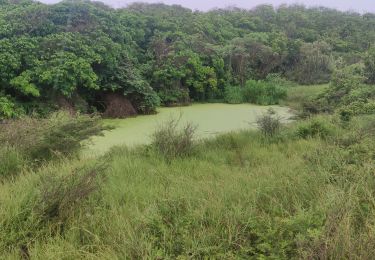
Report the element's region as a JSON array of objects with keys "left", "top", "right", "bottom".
[{"left": 38, "top": 0, "right": 375, "bottom": 13}]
